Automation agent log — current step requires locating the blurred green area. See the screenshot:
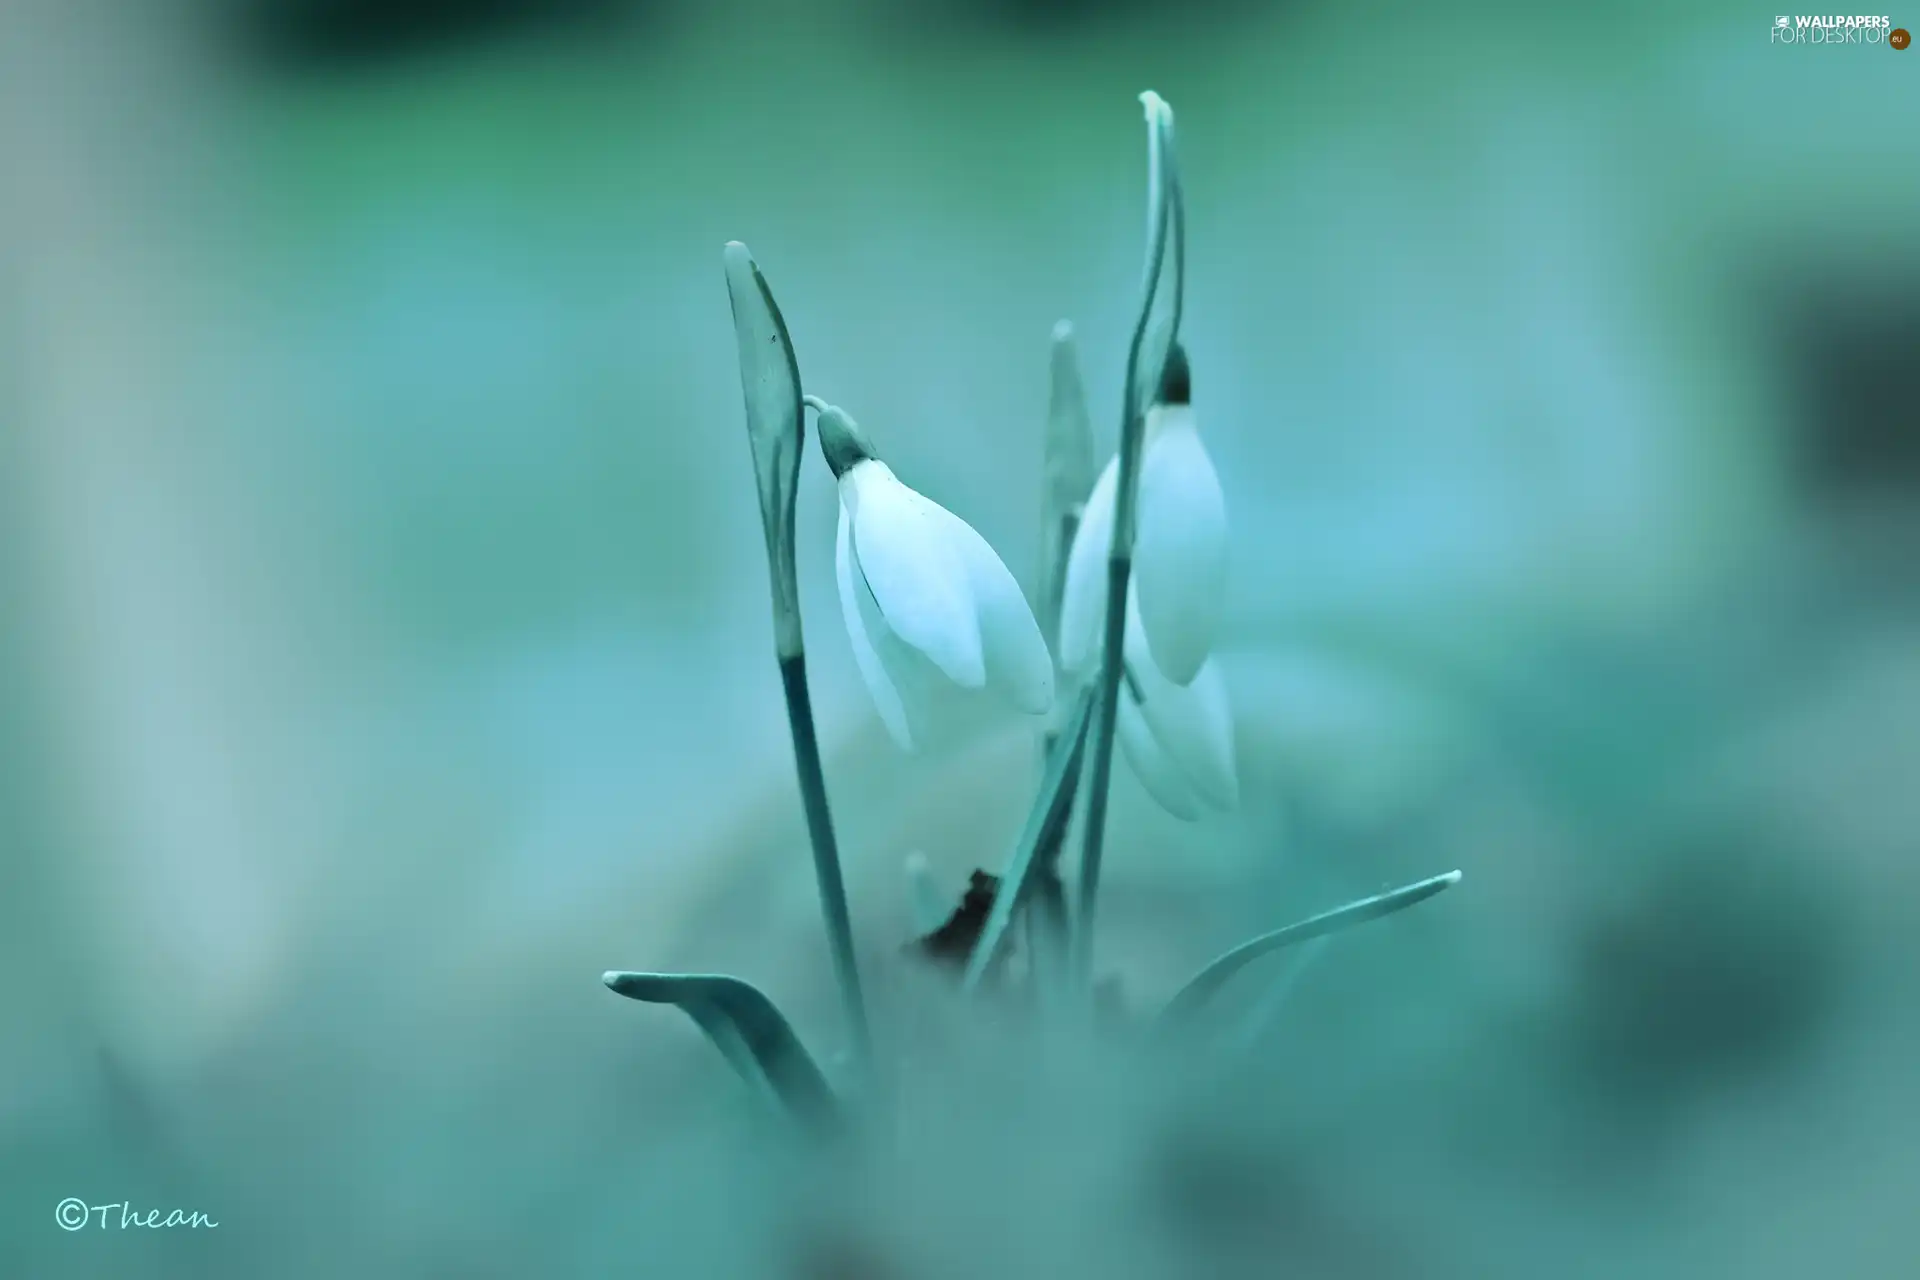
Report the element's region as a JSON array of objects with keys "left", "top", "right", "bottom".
[{"left": 3, "top": 0, "right": 1917, "bottom": 1275}]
